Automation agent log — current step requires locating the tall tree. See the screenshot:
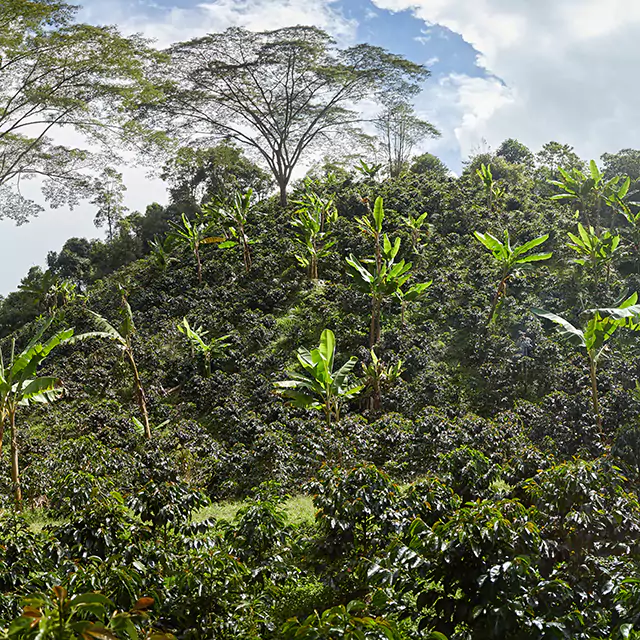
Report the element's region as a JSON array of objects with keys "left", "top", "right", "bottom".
[
  {"left": 91, "top": 167, "right": 128, "bottom": 241},
  {"left": 375, "top": 101, "right": 440, "bottom": 178},
  {"left": 161, "top": 143, "right": 273, "bottom": 206},
  {"left": 0, "top": 0, "right": 154, "bottom": 223},
  {"left": 140, "top": 26, "right": 429, "bottom": 205}
]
